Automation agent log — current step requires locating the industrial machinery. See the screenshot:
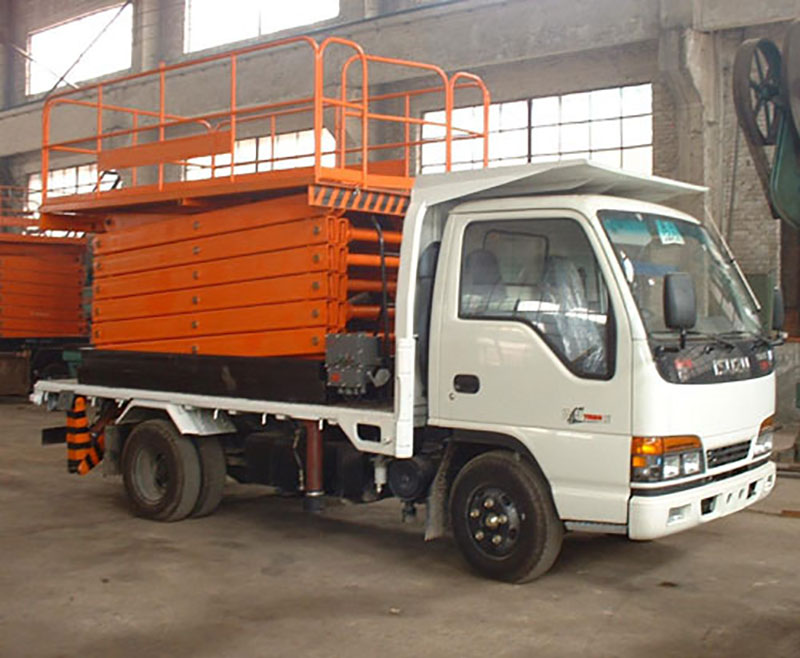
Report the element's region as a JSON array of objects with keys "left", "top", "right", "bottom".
[
  {"left": 733, "top": 19, "right": 800, "bottom": 459},
  {"left": 32, "top": 35, "right": 778, "bottom": 582},
  {"left": 733, "top": 21, "right": 800, "bottom": 327},
  {"left": 0, "top": 186, "right": 87, "bottom": 394}
]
